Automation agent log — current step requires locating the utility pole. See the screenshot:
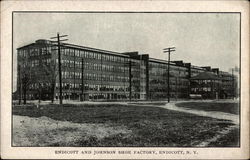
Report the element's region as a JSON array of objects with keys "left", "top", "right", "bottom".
[
  {"left": 51, "top": 33, "right": 68, "bottom": 104},
  {"left": 163, "top": 47, "right": 176, "bottom": 103}
]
